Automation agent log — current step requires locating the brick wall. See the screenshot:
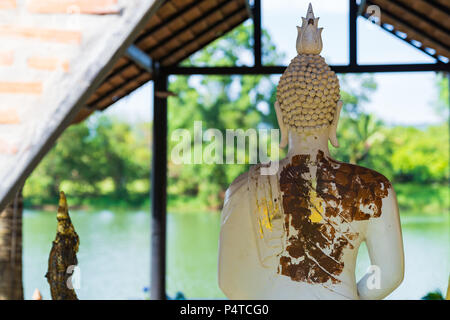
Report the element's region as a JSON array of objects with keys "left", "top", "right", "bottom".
[{"left": 0, "top": 0, "right": 122, "bottom": 157}]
